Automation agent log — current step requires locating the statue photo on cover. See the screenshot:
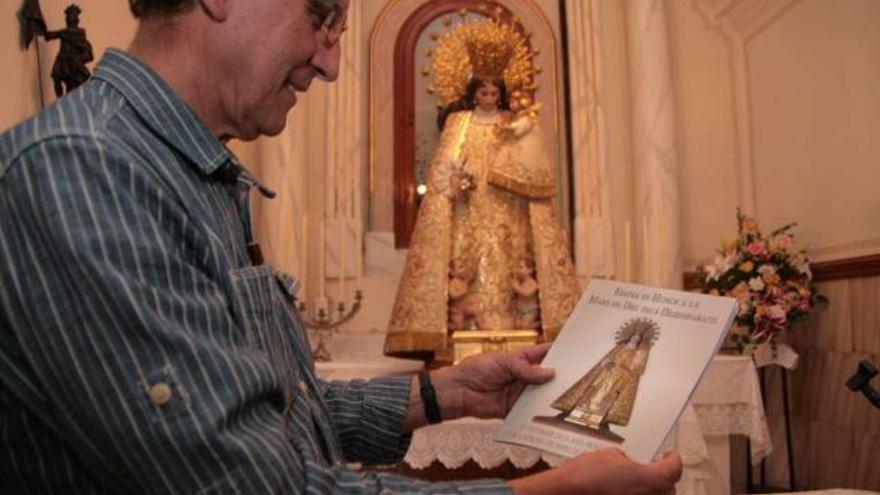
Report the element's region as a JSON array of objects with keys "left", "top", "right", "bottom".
[
  {"left": 384, "top": 18, "right": 581, "bottom": 361},
  {"left": 533, "top": 319, "right": 660, "bottom": 443}
]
